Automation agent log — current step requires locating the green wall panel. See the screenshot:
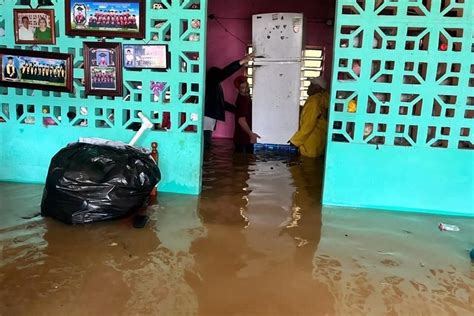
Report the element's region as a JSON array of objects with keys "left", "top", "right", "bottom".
[
  {"left": 0, "top": 0, "right": 207, "bottom": 195},
  {"left": 324, "top": 143, "right": 474, "bottom": 216},
  {"left": 324, "top": 0, "right": 474, "bottom": 215}
]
